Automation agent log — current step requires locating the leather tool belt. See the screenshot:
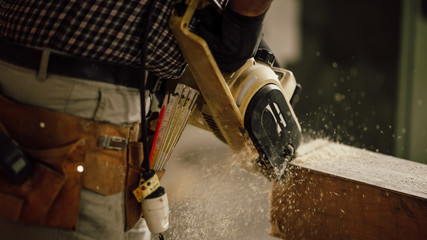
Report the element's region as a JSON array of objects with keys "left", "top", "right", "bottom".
[{"left": 0, "top": 95, "right": 144, "bottom": 230}]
